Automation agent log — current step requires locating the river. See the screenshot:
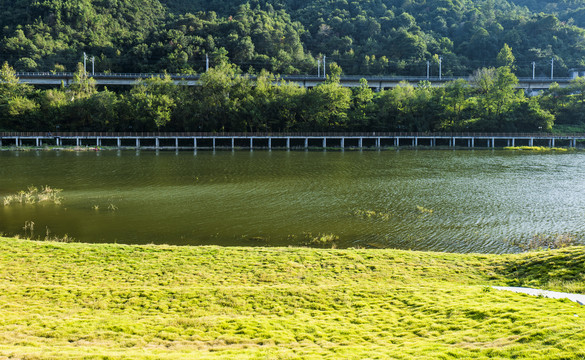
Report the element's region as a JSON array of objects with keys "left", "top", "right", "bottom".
[{"left": 1, "top": 149, "right": 584, "bottom": 253}]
